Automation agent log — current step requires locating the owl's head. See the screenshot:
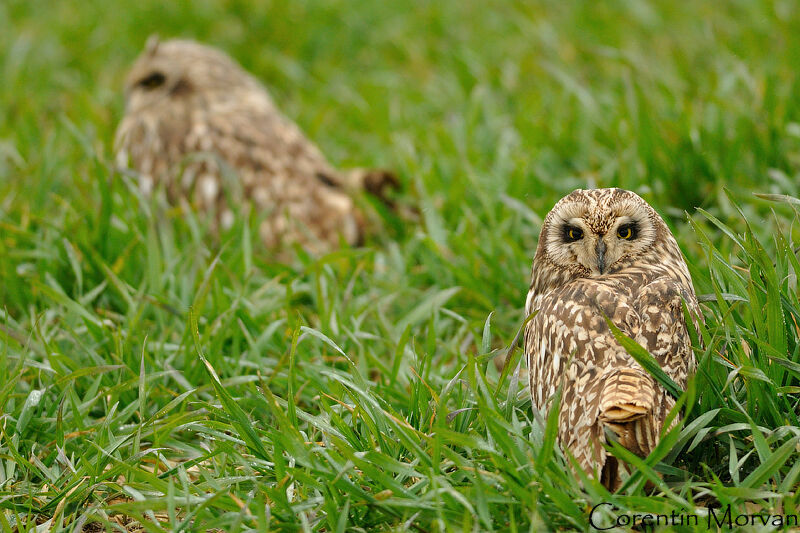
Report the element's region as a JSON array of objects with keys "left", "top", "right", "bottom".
[
  {"left": 122, "top": 36, "right": 257, "bottom": 113},
  {"left": 533, "top": 188, "right": 676, "bottom": 280}
]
